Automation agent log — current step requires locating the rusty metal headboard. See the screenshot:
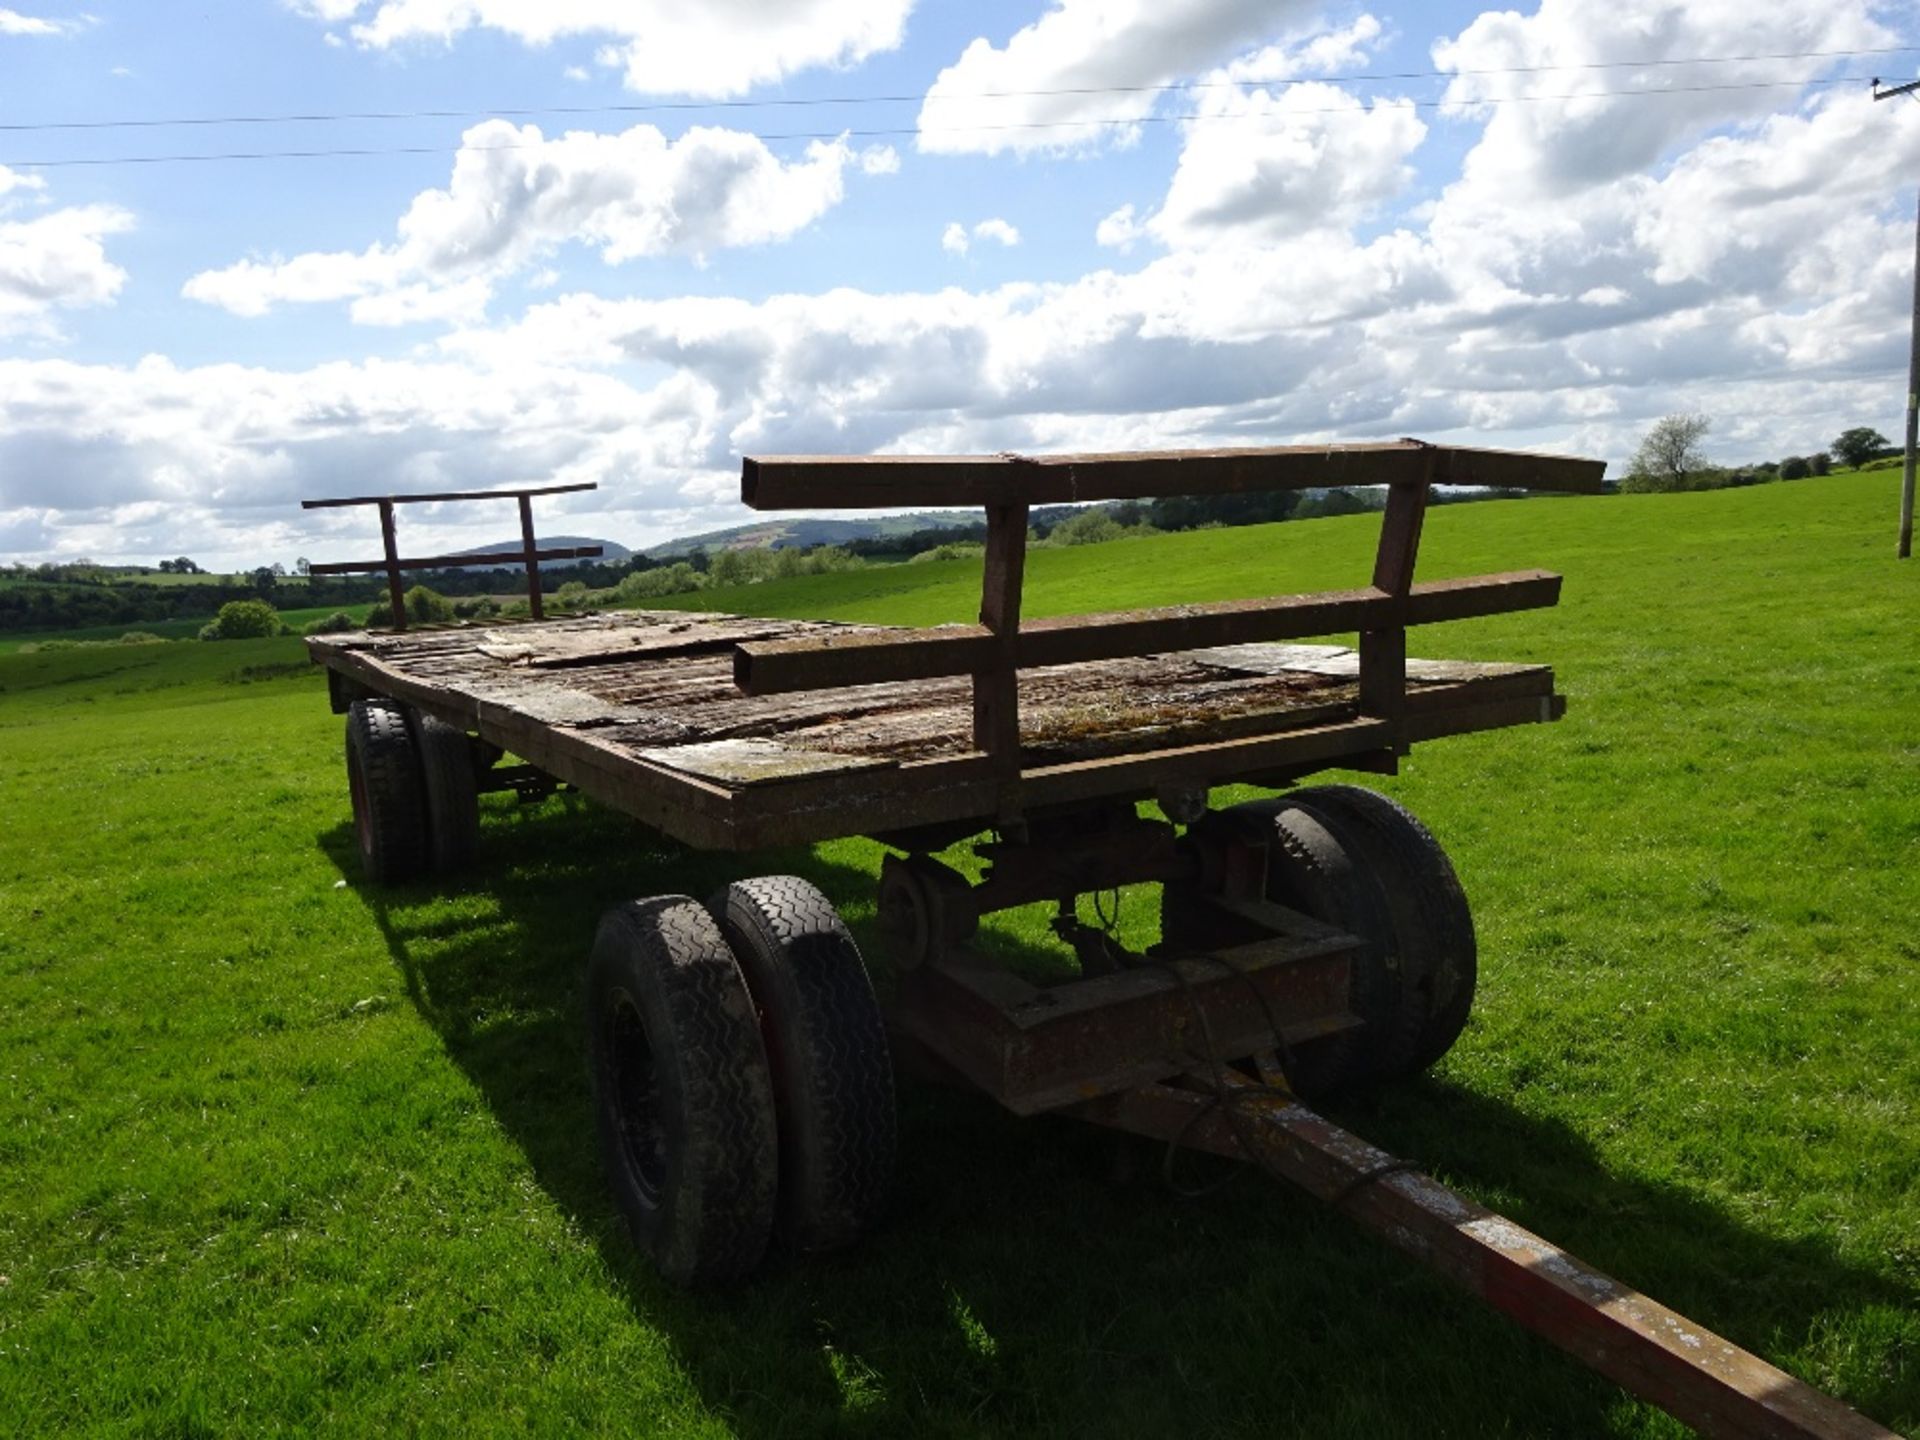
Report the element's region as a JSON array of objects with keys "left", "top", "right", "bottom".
[{"left": 300, "top": 482, "right": 601, "bottom": 628}]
